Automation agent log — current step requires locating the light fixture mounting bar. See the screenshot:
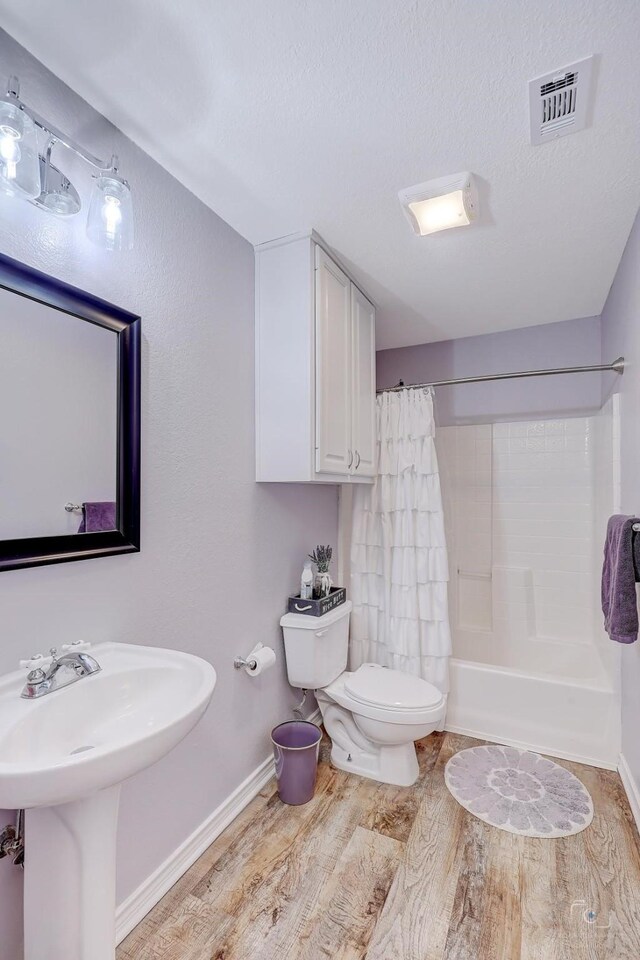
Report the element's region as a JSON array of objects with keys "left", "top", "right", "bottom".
[{"left": 7, "top": 75, "right": 116, "bottom": 173}]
